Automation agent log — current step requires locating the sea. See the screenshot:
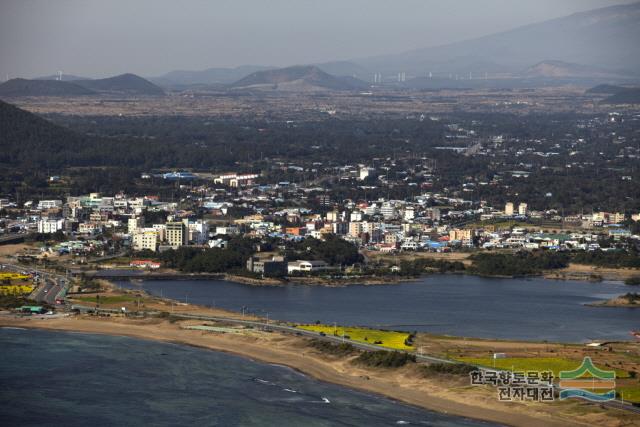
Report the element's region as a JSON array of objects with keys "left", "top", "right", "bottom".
[{"left": 0, "top": 328, "right": 499, "bottom": 426}]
